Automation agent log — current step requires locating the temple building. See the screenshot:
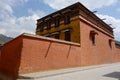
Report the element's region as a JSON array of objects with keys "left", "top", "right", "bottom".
[
  {"left": 36, "top": 2, "right": 113, "bottom": 44},
  {"left": 0, "top": 2, "right": 120, "bottom": 80},
  {"left": 36, "top": 4, "right": 81, "bottom": 43}
]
